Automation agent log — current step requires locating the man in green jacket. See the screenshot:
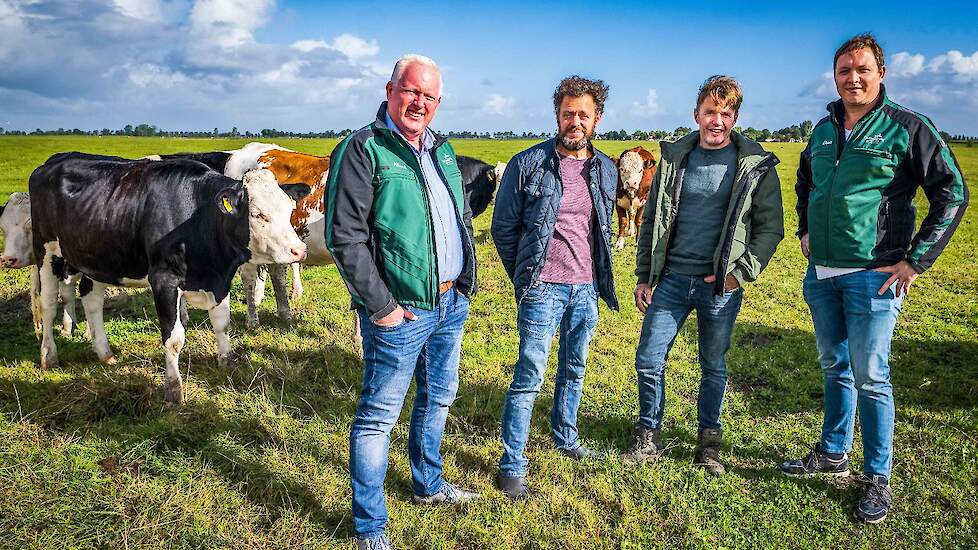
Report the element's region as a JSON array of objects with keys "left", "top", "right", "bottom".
[
  {"left": 780, "top": 34, "right": 968, "bottom": 524},
  {"left": 623, "top": 76, "right": 784, "bottom": 475},
  {"left": 325, "top": 54, "right": 479, "bottom": 550}
]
